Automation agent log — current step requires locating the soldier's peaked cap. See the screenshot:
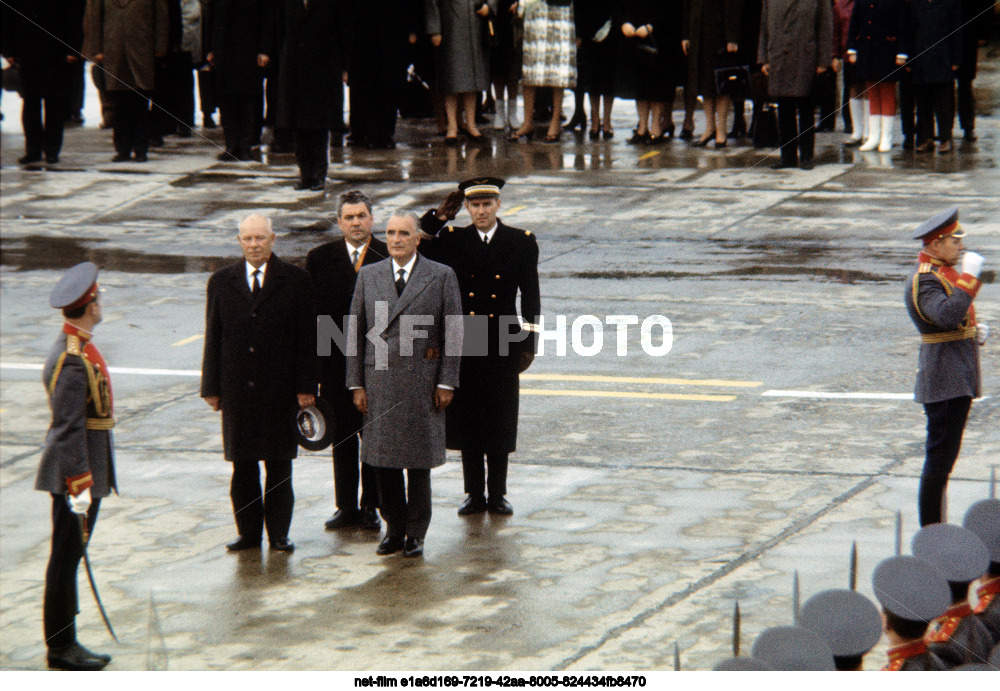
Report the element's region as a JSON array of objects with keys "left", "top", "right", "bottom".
[
  {"left": 750, "top": 626, "right": 836, "bottom": 671},
  {"left": 799, "top": 589, "right": 883, "bottom": 658},
  {"left": 458, "top": 177, "right": 505, "bottom": 198},
  {"left": 963, "top": 499, "right": 1000, "bottom": 563},
  {"left": 872, "top": 556, "right": 950, "bottom": 622},
  {"left": 913, "top": 207, "right": 964, "bottom": 243},
  {"left": 50, "top": 262, "right": 99, "bottom": 310},
  {"left": 912, "top": 523, "right": 990, "bottom": 584}
]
